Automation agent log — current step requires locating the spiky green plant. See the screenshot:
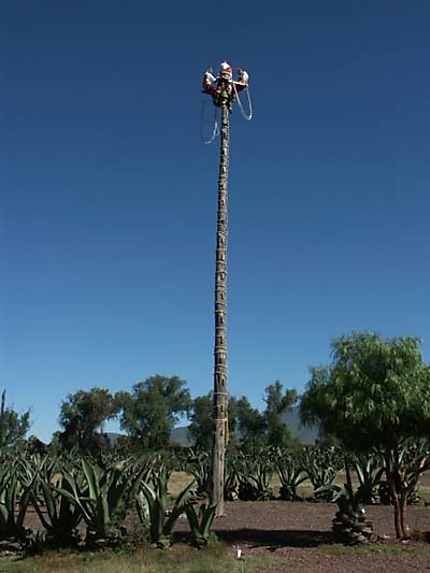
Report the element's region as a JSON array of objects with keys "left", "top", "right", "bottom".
[
  {"left": 235, "top": 453, "right": 273, "bottom": 501},
  {"left": 332, "top": 458, "right": 375, "bottom": 545},
  {"left": 378, "top": 440, "right": 430, "bottom": 509},
  {"left": 0, "top": 456, "right": 35, "bottom": 547},
  {"left": 136, "top": 464, "right": 194, "bottom": 548},
  {"left": 224, "top": 454, "right": 239, "bottom": 501},
  {"left": 350, "top": 451, "right": 385, "bottom": 504},
  {"left": 0, "top": 455, "right": 34, "bottom": 549},
  {"left": 301, "top": 446, "right": 342, "bottom": 502},
  {"left": 184, "top": 499, "right": 218, "bottom": 548},
  {"left": 56, "top": 458, "right": 135, "bottom": 546},
  {"left": 183, "top": 450, "right": 211, "bottom": 499},
  {"left": 274, "top": 448, "right": 307, "bottom": 501},
  {"left": 30, "top": 457, "right": 82, "bottom": 546}
]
